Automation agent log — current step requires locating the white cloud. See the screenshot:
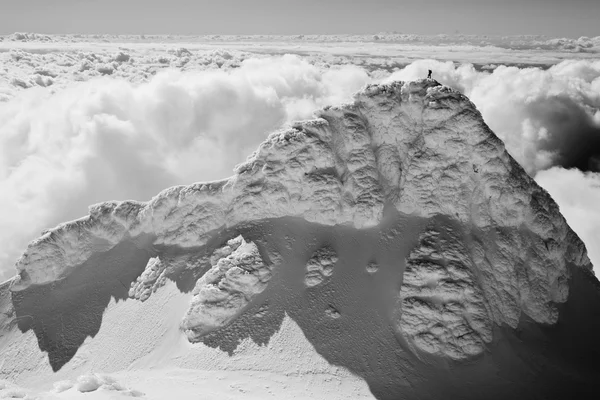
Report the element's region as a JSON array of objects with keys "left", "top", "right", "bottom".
[
  {"left": 0, "top": 55, "right": 370, "bottom": 280},
  {"left": 536, "top": 168, "right": 600, "bottom": 275}
]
